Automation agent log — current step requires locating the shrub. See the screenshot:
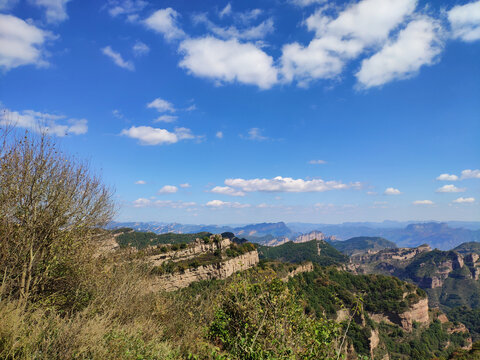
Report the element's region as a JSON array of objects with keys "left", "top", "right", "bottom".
[
  {"left": 207, "top": 272, "right": 340, "bottom": 359},
  {"left": 0, "top": 128, "right": 114, "bottom": 308}
]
